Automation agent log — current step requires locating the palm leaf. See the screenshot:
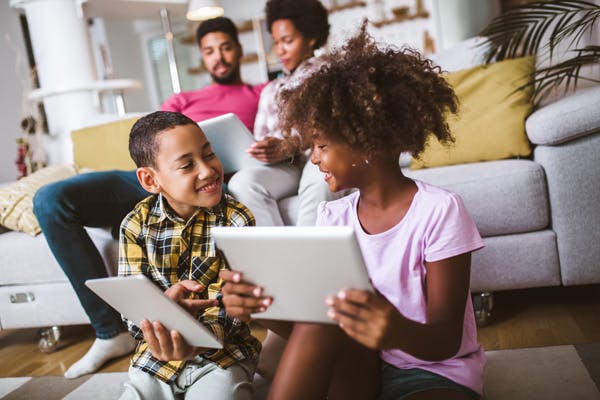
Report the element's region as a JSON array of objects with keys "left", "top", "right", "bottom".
[
  {"left": 552, "top": 7, "right": 600, "bottom": 50},
  {"left": 514, "top": 46, "right": 600, "bottom": 103},
  {"left": 480, "top": 0, "right": 599, "bottom": 63},
  {"left": 480, "top": 0, "right": 600, "bottom": 105}
]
